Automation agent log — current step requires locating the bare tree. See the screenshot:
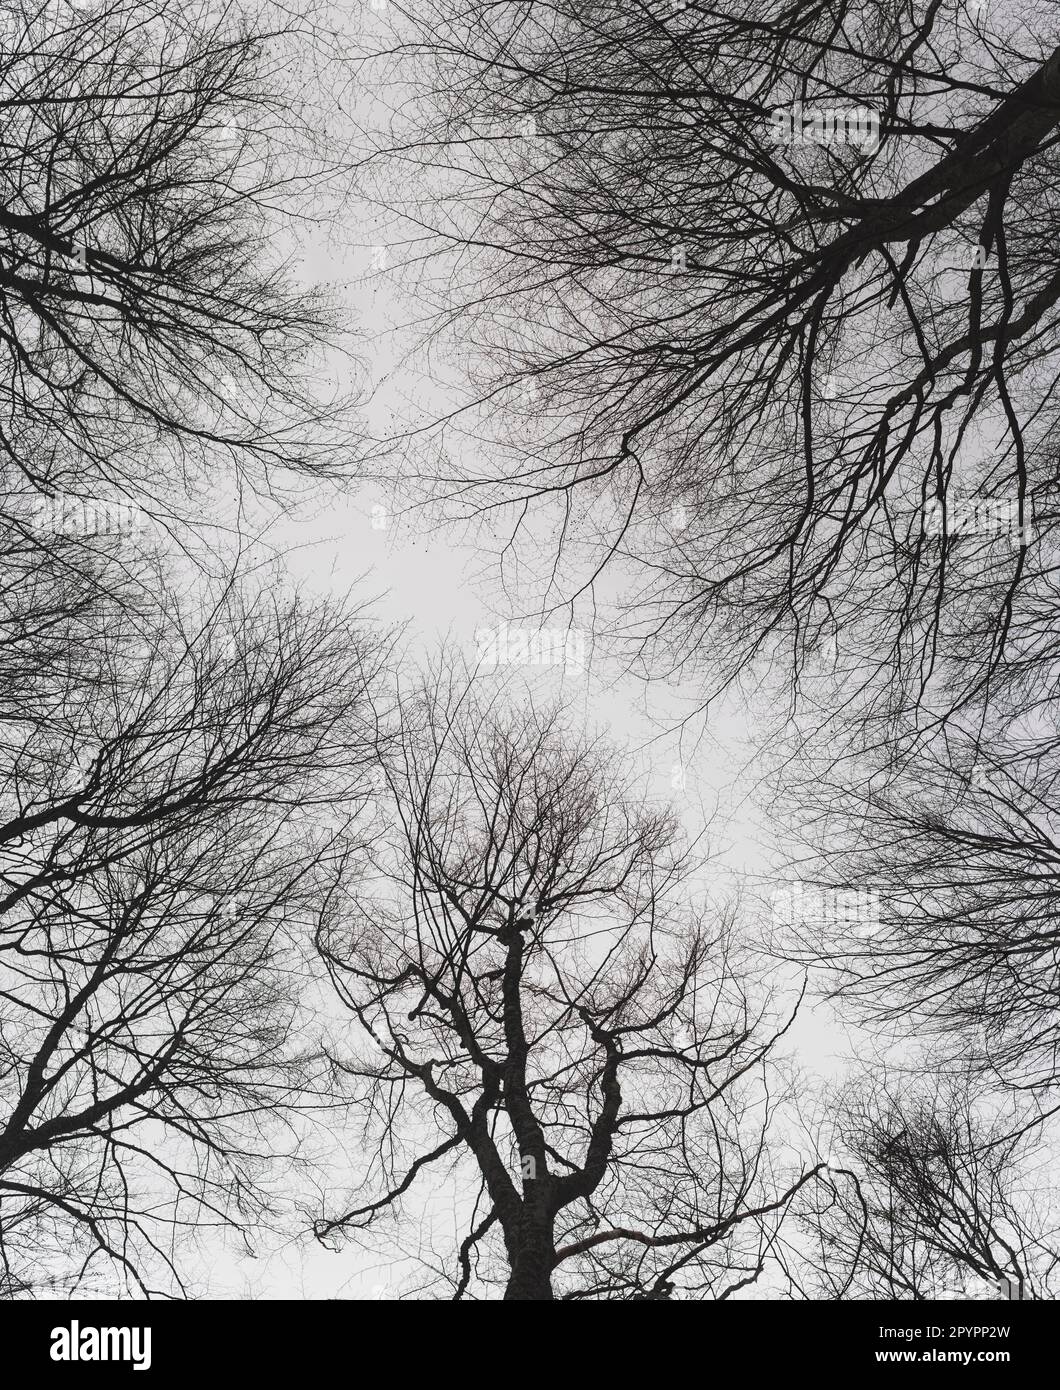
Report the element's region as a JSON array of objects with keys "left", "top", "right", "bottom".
[
  {"left": 772, "top": 714, "right": 1060, "bottom": 1118},
  {"left": 797, "top": 1076, "right": 1060, "bottom": 1300},
  {"left": 357, "top": 0, "right": 1060, "bottom": 734},
  {"left": 0, "top": 516, "right": 390, "bottom": 1296},
  {"left": 0, "top": 0, "right": 360, "bottom": 532},
  {"left": 0, "top": 0, "right": 395, "bottom": 1297},
  {"left": 314, "top": 669, "right": 815, "bottom": 1300}
]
